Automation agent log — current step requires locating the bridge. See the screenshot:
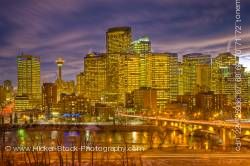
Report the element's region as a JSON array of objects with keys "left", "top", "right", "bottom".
[
  {"left": 117, "top": 113, "right": 250, "bottom": 147},
  {"left": 118, "top": 113, "right": 250, "bottom": 129}
]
